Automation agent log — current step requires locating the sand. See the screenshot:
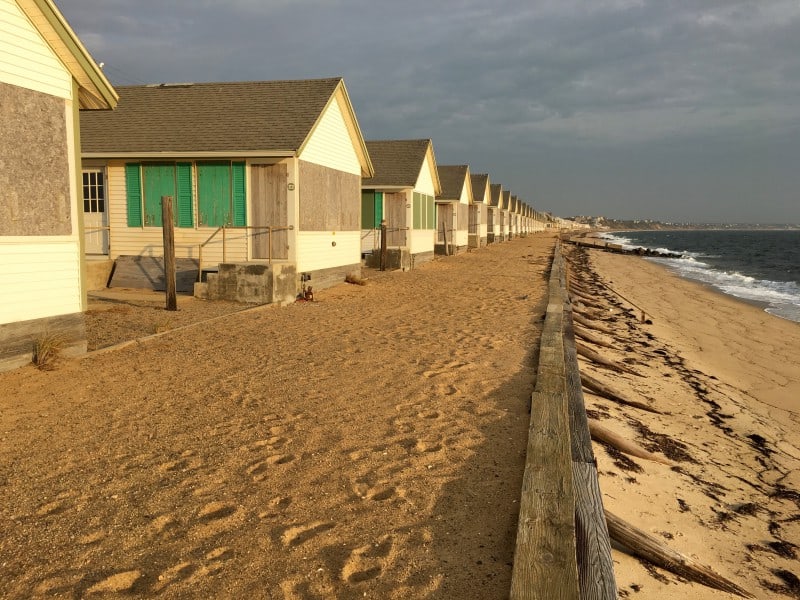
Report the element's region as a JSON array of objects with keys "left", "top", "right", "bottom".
[
  {"left": 2, "top": 233, "right": 798, "bottom": 599},
  {"left": 0, "top": 235, "right": 554, "bottom": 599},
  {"left": 568, "top": 243, "right": 800, "bottom": 599}
]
